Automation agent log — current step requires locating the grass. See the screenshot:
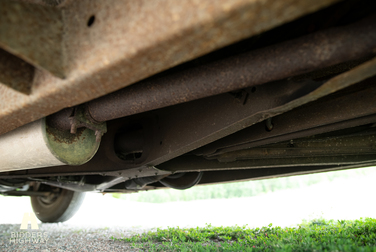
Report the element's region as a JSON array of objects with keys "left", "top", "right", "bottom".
[{"left": 111, "top": 218, "right": 376, "bottom": 251}]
